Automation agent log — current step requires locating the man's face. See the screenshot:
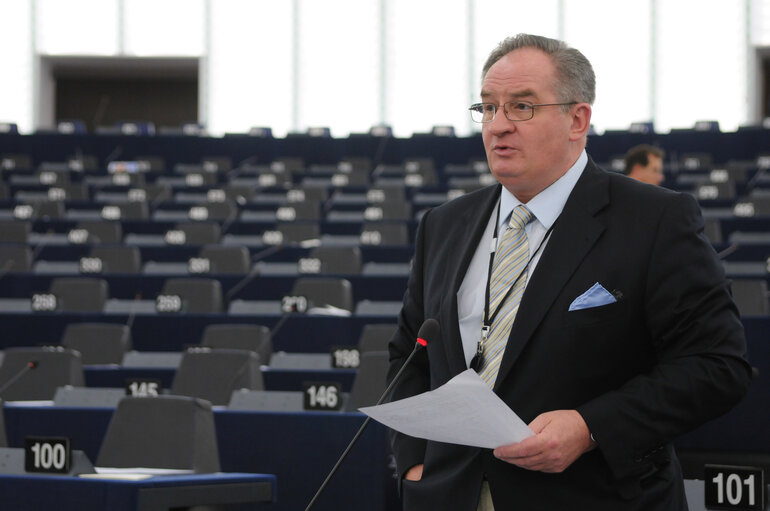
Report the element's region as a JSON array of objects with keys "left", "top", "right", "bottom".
[
  {"left": 481, "top": 48, "right": 582, "bottom": 203},
  {"left": 632, "top": 154, "right": 664, "bottom": 186}
]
